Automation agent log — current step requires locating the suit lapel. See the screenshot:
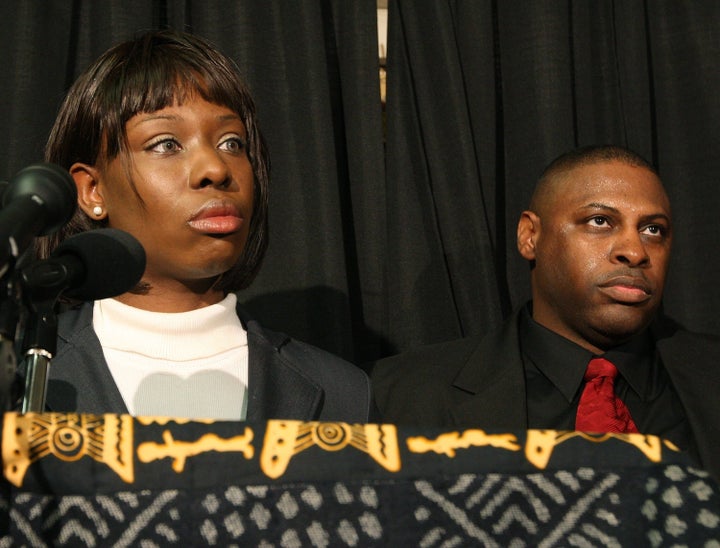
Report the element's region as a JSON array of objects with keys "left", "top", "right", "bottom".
[
  {"left": 47, "top": 302, "right": 128, "bottom": 414},
  {"left": 655, "top": 324, "right": 720, "bottom": 478},
  {"left": 449, "top": 311, "right": 528, "bottom": 430},
  {"left": 244, "top": 319, "right": 323, "bottom": 422}
]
